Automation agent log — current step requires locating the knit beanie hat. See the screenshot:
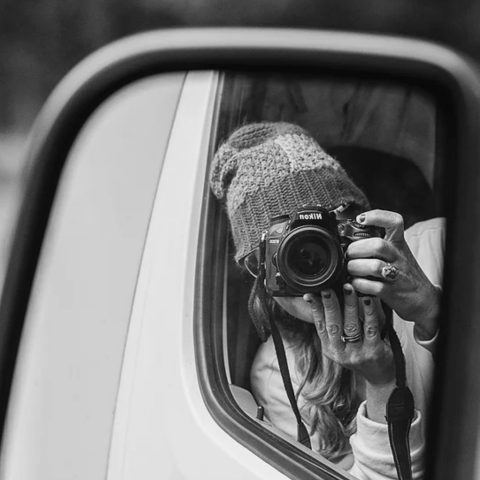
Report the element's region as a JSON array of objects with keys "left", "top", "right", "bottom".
[{"left": 210, "top": 122, "right": 370, "bottom": 262}]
